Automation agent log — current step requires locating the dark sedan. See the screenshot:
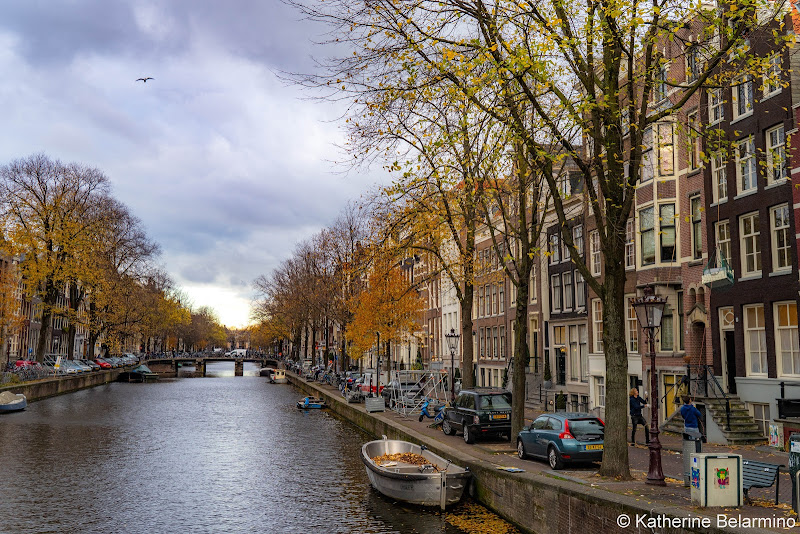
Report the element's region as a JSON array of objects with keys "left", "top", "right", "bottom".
[{"left": 516, "top": 412, "right": 604, "bottom": 470}]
